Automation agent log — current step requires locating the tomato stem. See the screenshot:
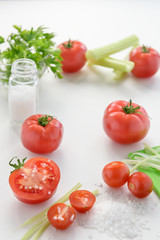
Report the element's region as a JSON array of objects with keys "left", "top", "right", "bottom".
[
  {"left": 9, "top": 157, "right": 27, "bottom": 173},
  {"left": 62, "top": 39, "right": 74, "bottom": 49},
  {"left": 142, "top": 45, "right": 150, "bottom": 53},
  {"left": 122, "top": 100, "right": 140, "bottom": 114},
  {"left": 38, "top": 115, "right": 53, "bottom": 127}
]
